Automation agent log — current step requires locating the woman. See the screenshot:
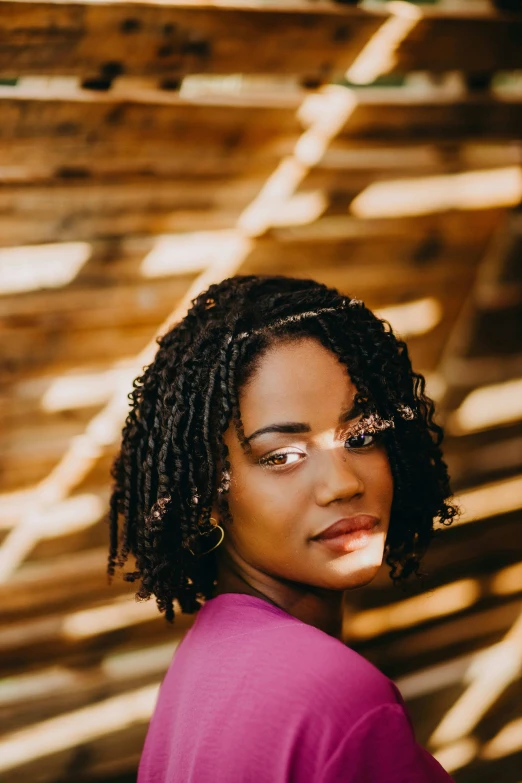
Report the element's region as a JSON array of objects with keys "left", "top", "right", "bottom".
[{"left": 108, "top": 275, "right": 459, "bottom": 782}]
